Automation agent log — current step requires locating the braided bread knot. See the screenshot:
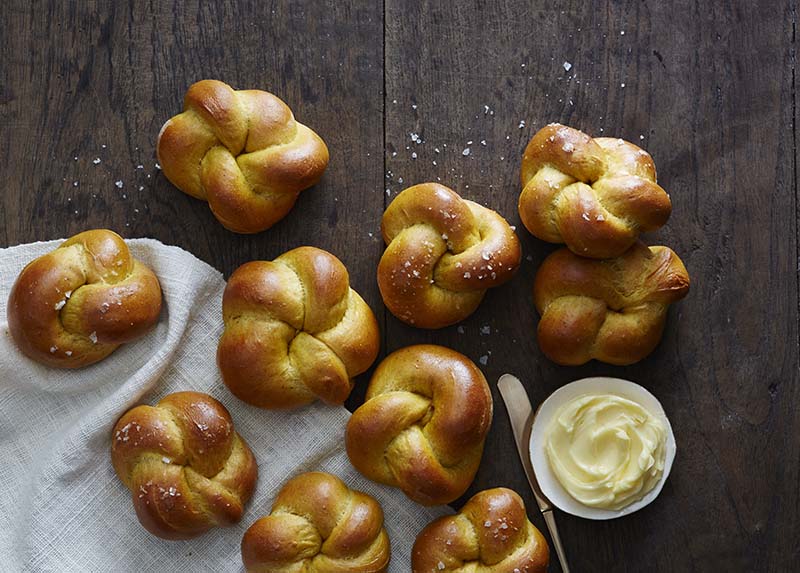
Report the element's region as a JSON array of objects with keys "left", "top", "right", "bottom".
[
  {"left": 412, "top": 488, "right": 549, "bottom": 572},
  {"left": 110, "top": 391, "right": 257, "bottom": 540},
  {"left": 346, "top": 345, "right": 493, "bottom": 506},
  {"left": 378, "top": 183, "right": 521, "bottom": 329},
  {"left": 218, "top": 246, "right": 380, "bottom": 409},
  {"left": 7, "top": 229, "right": 162, "bottom": 368},
  {"left": 157, "top": 79, "right": 329, "bottom": 233},
  {"left": 241, "top": 472, "right": 390, "bottom": 572},
  {"left": 534, "top": 242, "right": 690, "bottom": 366},
  {"left": 519, "top": 123, "right": 672, "bottom": 258}
]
